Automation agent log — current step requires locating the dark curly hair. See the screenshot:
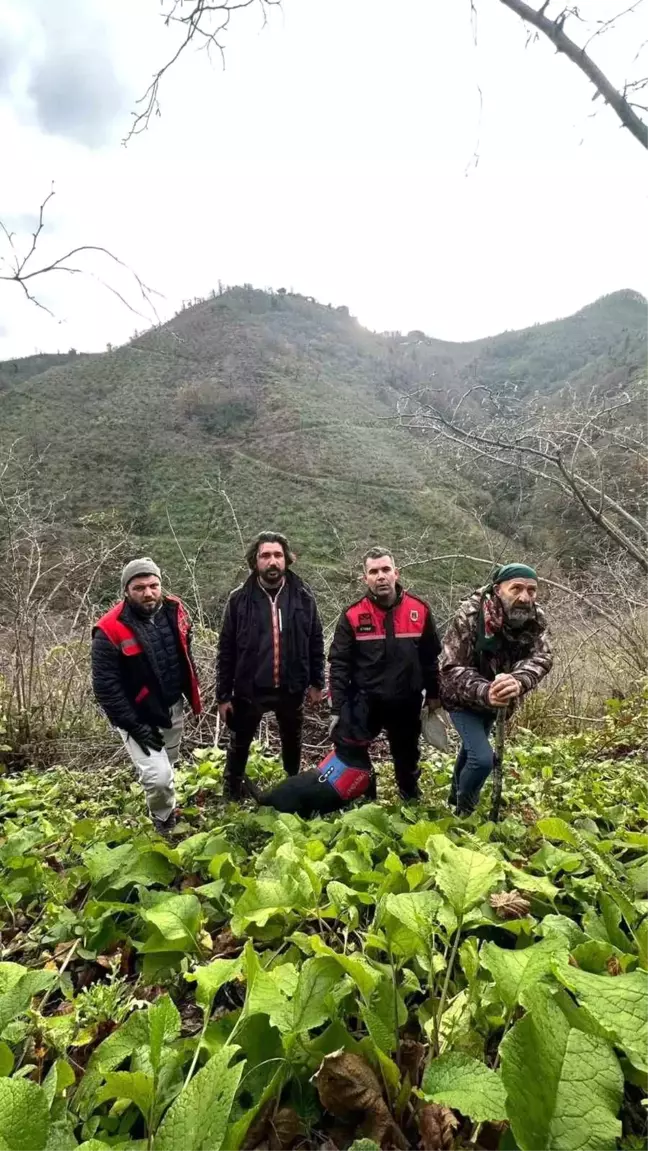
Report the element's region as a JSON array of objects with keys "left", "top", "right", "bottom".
[{"left": 245, "top": 531, "right": 295, "bottom": 571}]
